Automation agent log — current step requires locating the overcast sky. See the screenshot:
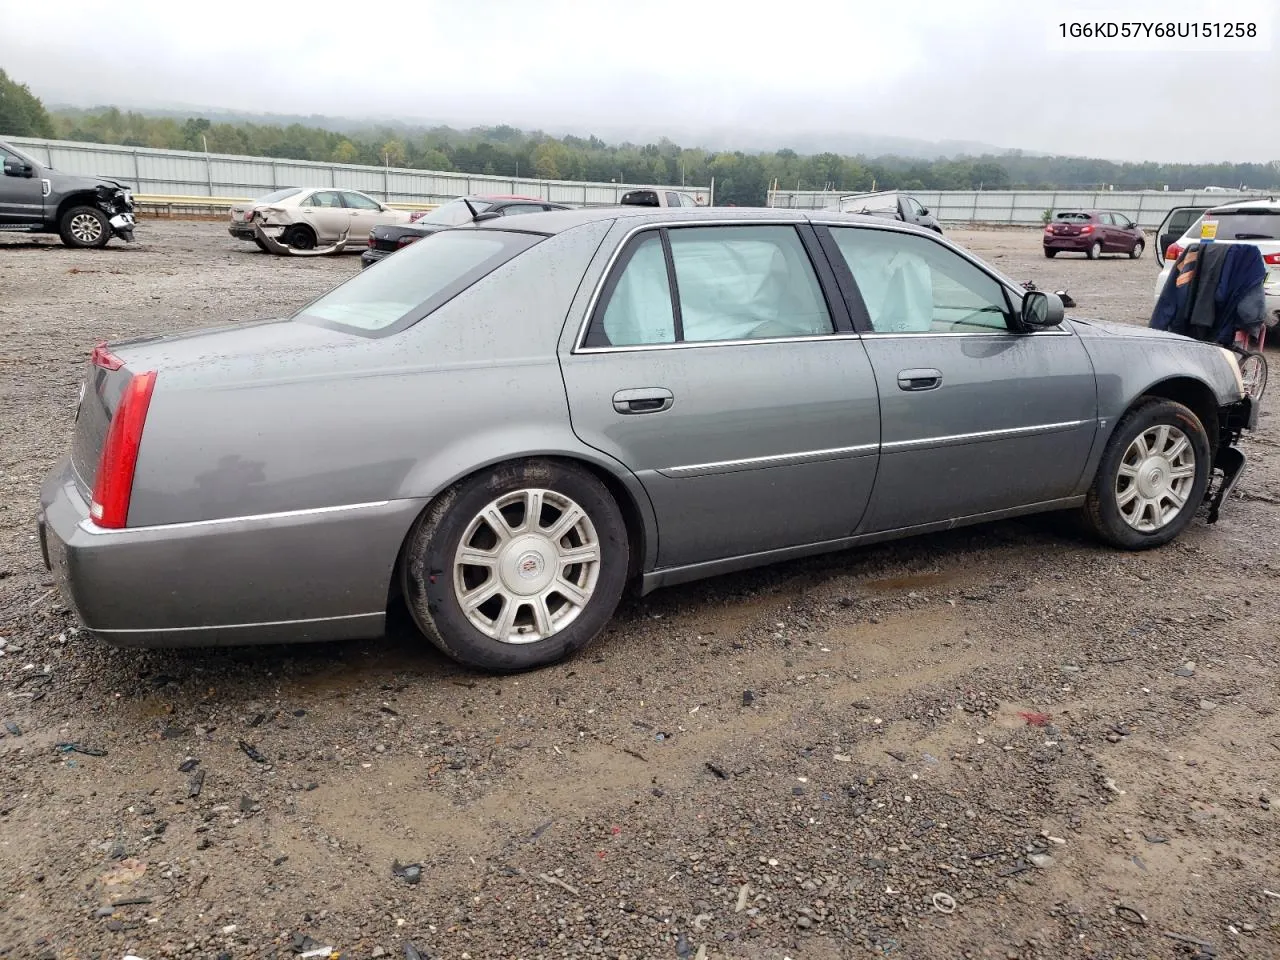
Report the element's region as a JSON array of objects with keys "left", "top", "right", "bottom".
[{"left": 1, "top": 0, "right": 1277, "bottom": 163}]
